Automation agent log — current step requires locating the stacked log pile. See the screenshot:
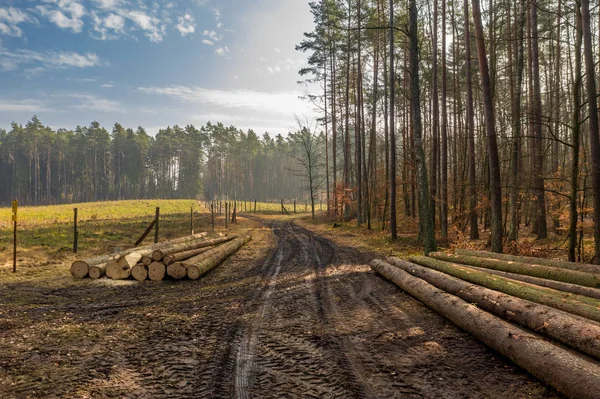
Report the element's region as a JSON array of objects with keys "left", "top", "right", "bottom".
[
  {"left": 71, "top": 234, "right": 250, "bottom": 282},
  {"left": 371, "top": 251, "right": 600, "bottom": 399}
]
